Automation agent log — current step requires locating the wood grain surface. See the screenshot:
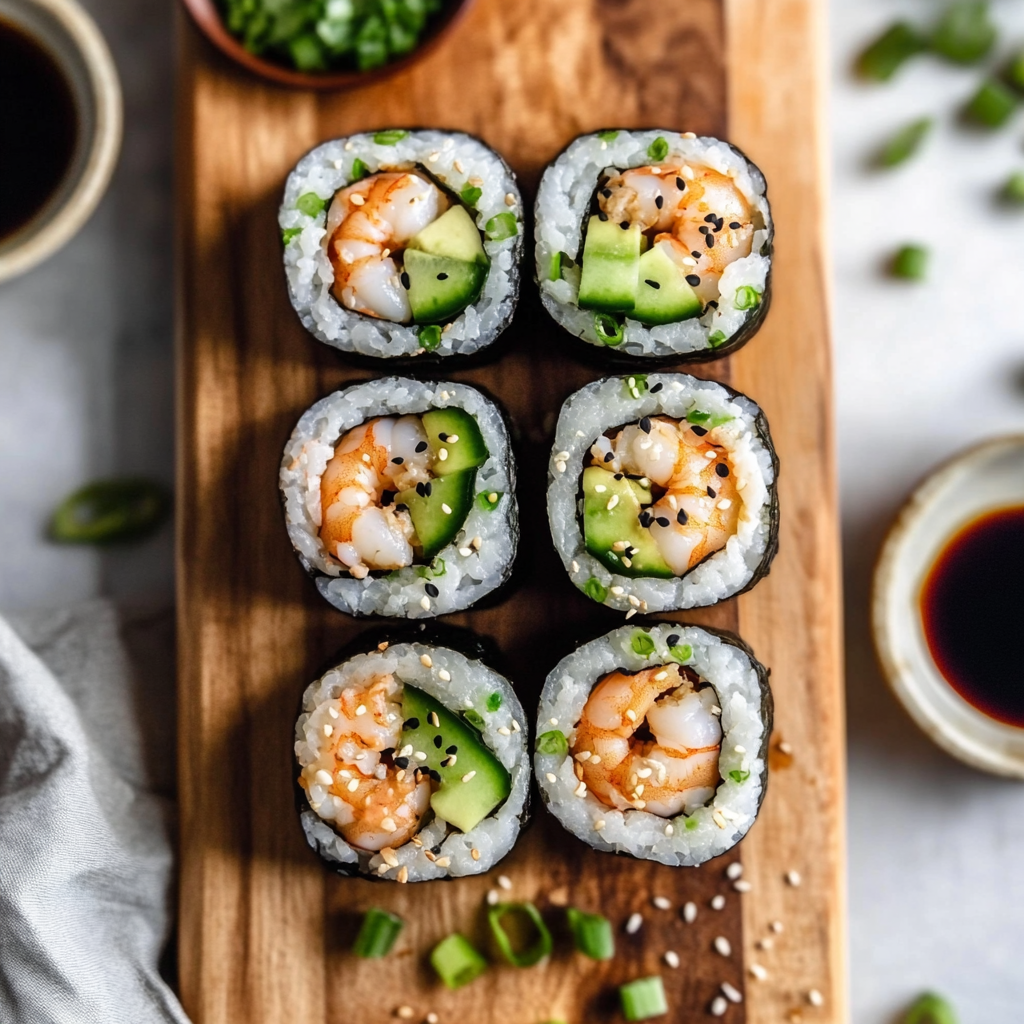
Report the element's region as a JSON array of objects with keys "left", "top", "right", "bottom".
[{"left": 175, "top": 0, "right": 845, "bottom": 1021}]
